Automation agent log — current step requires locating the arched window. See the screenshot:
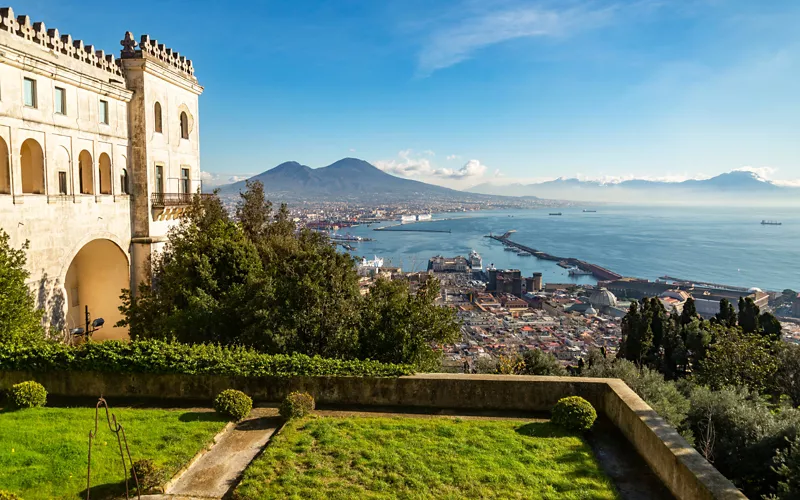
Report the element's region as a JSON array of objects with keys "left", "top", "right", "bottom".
[
  {"left": 120, "top": 168, "right": 129, "bottom": 194},
  {"left": 154, "top": 102, "right": 162, "bottom": 133},
  {"left": 20, "top": 139, "right": 45, "bottom": 194},
  {"left": 99, "top": 153, "right": 112, "bottom": 194},
  {"left": 78, "top": 150, "right": 93, "bottom": 195},
  {"left": 0, "top": 137, "right": 9, "bottom": 194},
  {"left": 180, "top": 111, "right": 189, "bottom": 140}
]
